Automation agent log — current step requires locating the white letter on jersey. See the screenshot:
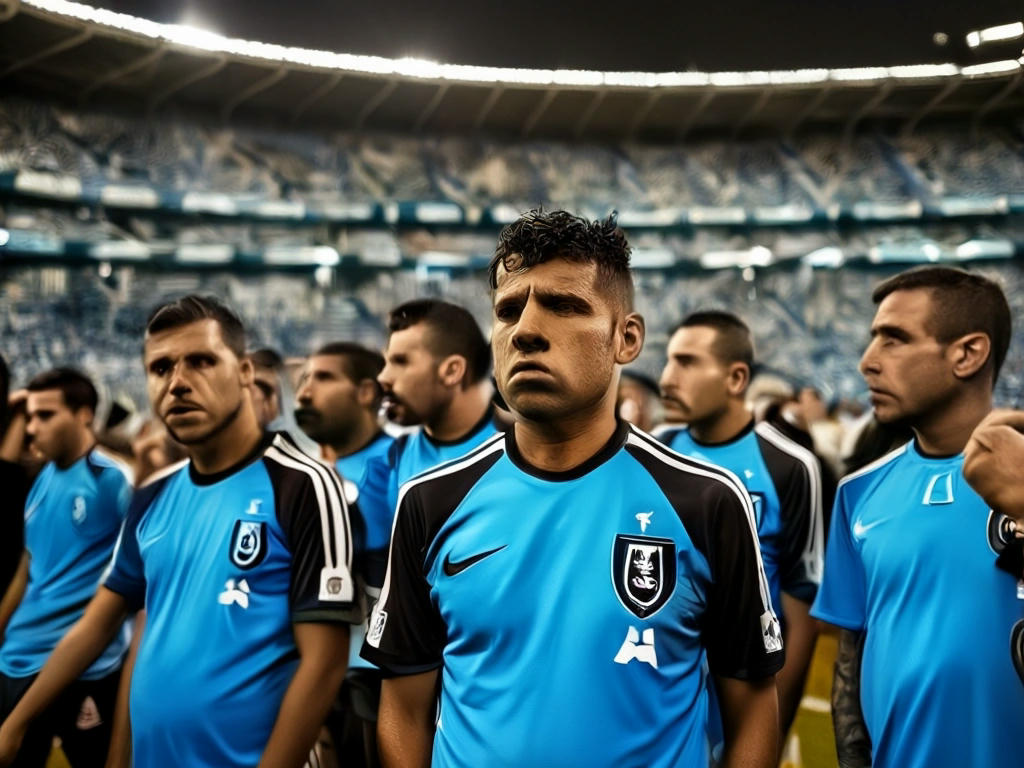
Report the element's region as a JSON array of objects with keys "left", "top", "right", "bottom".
[{"left": 614, "top": 626, "right": 658, "bottom": 668}]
